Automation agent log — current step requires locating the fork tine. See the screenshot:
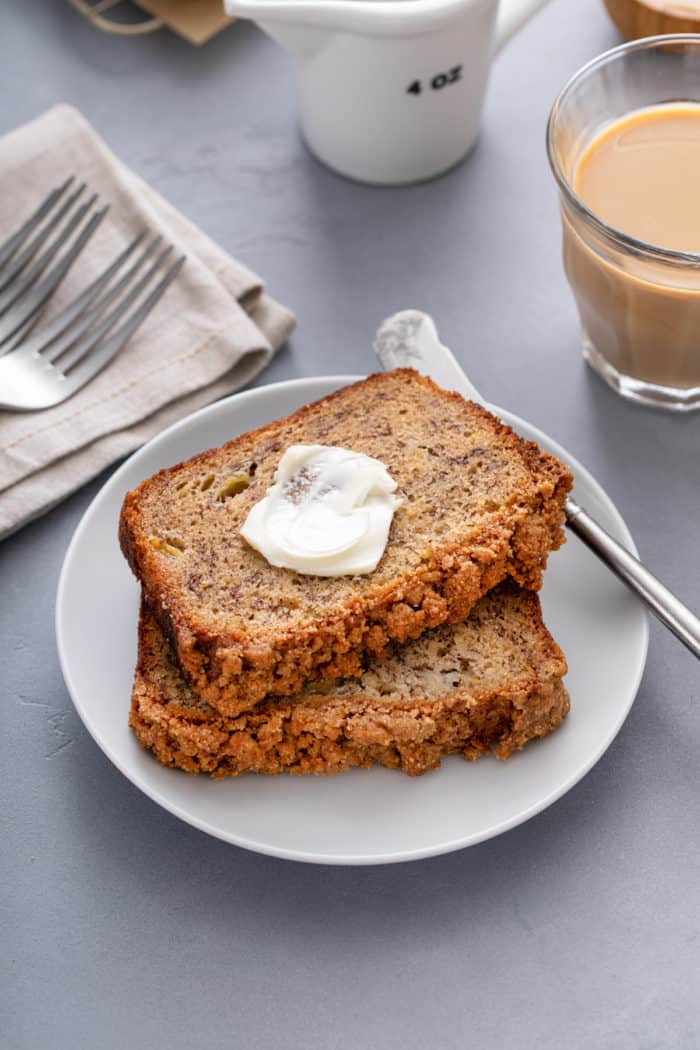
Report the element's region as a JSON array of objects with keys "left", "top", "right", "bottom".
[
  {"left": 0, "top": 181, "right": 86, "bottom": 295},
  {"left": 65, "top": 256, "right": 185, "bottom": 388},
  {"left": 0, "top": 255, "right": 186, "bottom": 412},
  {"left": 0, "top": 191, "right": 95, "bottom": 315},
  {"left": 0, "top": 176, "right": 74, "bottom": 273},
  {"left": 19, "top": 229, "right": 151, "bottom": 361},
  {"left": 2, "top": 308, "right": 48, "bottom": 355},
  {"left": 88, "top": 235, "right": 162, "bottom": 317},
  {"left": 51, "top": 244, "right": 174, "bottom": 372},
  {"left": 0, "top": 204, "right": 108, "bottom": 353}
]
